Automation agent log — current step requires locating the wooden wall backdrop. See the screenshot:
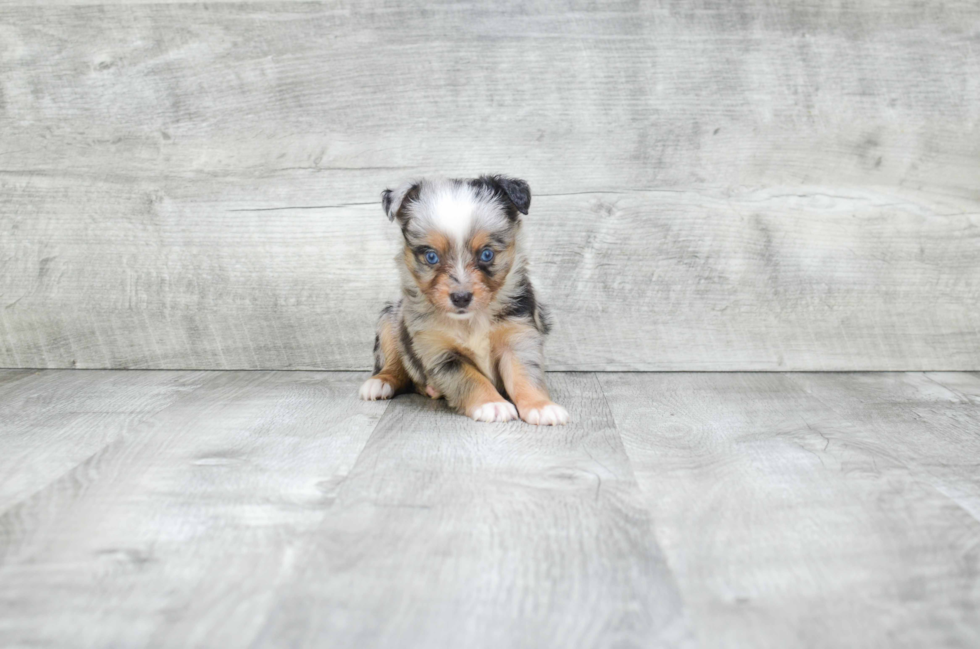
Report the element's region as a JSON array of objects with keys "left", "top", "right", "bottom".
[{"left": 1, "top": 1, "right": 978, "bottom": 371}]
